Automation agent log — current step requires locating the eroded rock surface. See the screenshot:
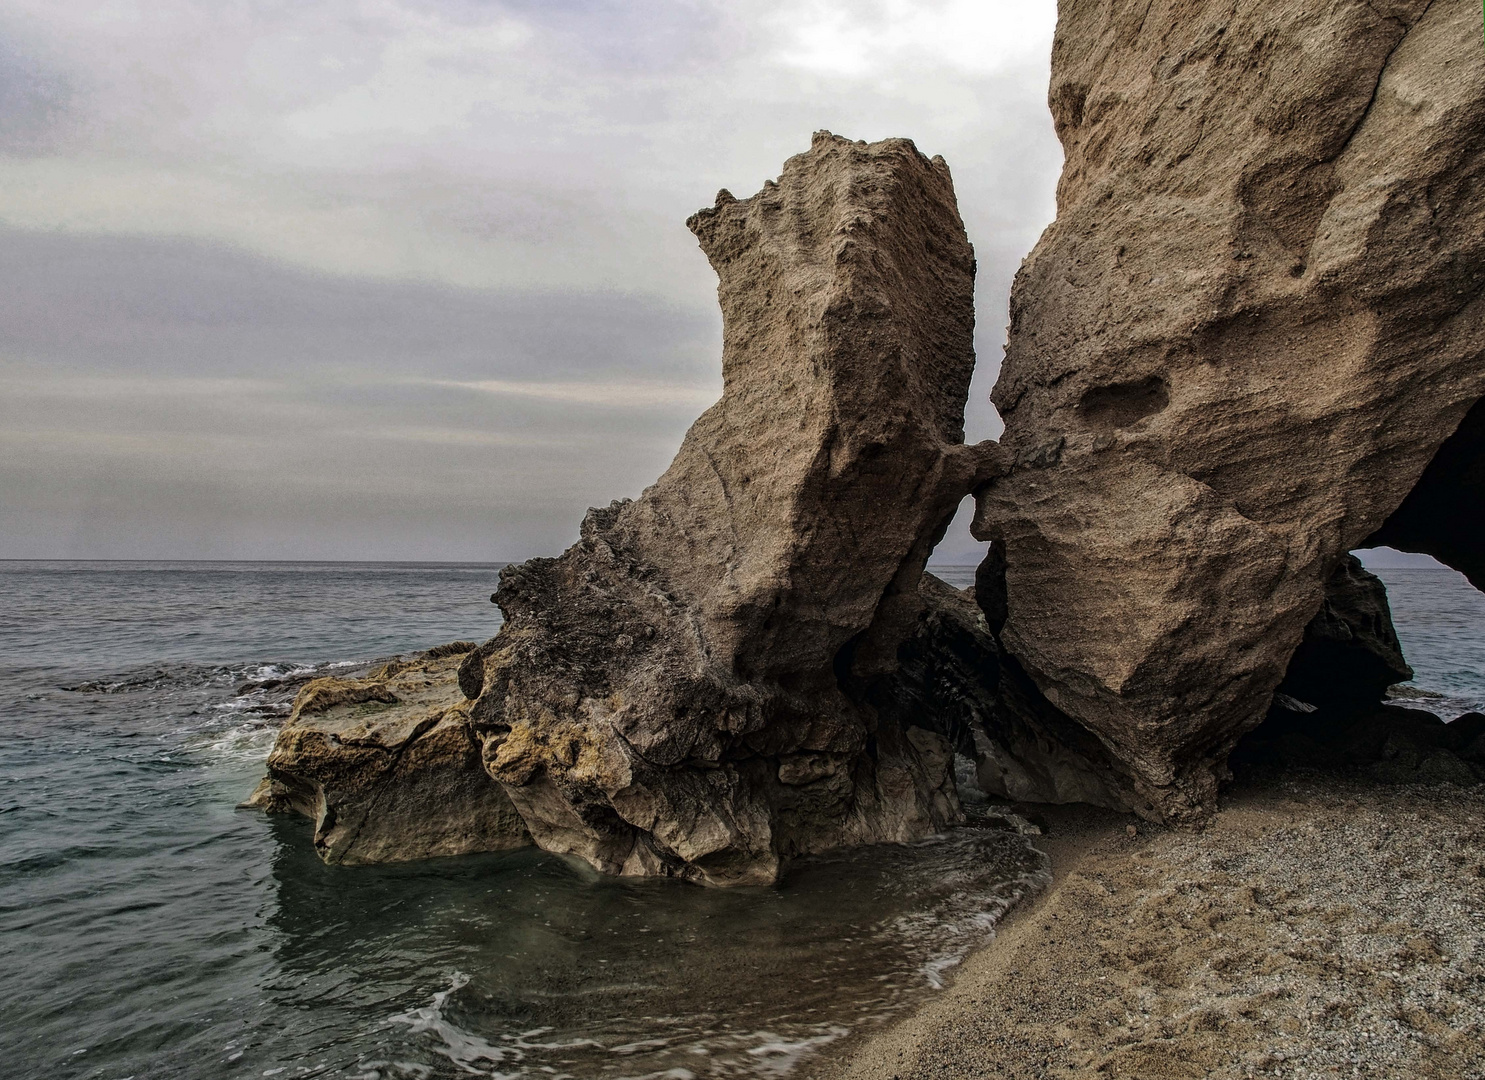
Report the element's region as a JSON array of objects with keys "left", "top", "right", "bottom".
[
  {"left": 246, "top": 644, "right": 531, "bottom": 864},
  {"left": 461, "top": 132, "right": 995, "bottom": 885},
  {"left": 974, "top": 0, "right": 1485, "bottom": 822}
]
